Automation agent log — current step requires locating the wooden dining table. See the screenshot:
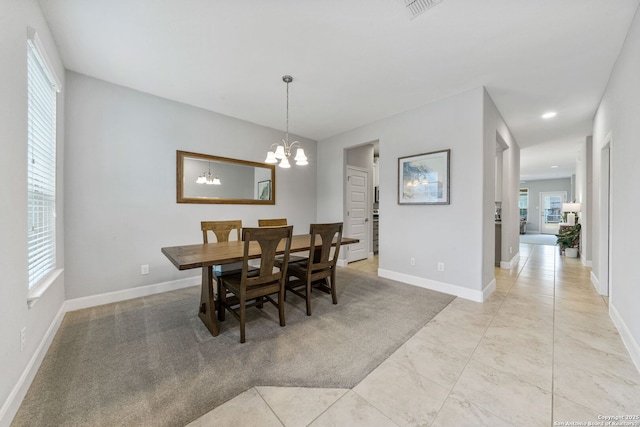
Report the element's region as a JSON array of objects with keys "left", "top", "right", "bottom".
[{"left": 161, "top": 234, "right": 359, "bottom": 336}]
